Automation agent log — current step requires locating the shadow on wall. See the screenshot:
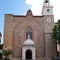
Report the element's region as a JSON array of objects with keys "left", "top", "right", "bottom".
[{"left": 0, "top": 44, "right": 3, "bottom": 59}]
